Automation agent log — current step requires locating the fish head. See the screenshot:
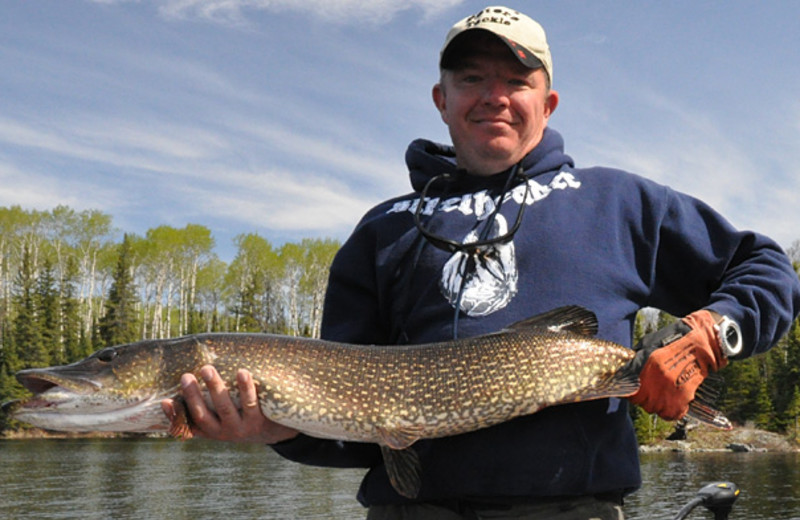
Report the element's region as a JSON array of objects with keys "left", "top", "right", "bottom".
[{"left": 9, "top": 336, "right": 206, "bottom": 433}]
